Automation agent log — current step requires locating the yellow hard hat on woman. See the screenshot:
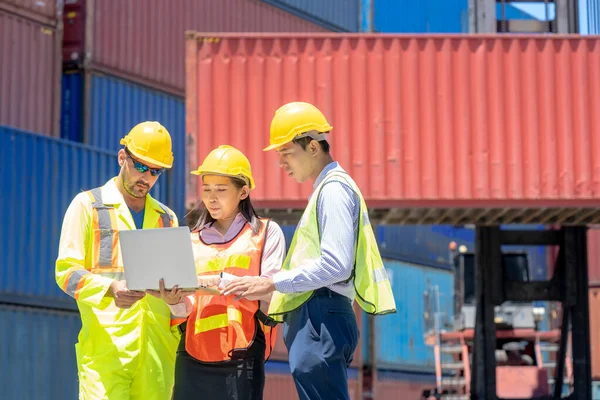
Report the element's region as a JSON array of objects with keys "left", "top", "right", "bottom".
[{"left": 191, "top": 145, "right": 255, "bottom": 190}]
